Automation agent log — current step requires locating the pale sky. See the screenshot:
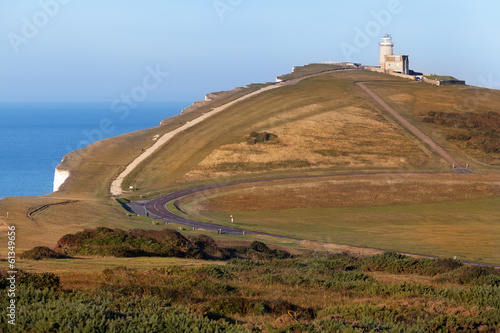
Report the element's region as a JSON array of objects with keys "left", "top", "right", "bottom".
[{"left": 1, "top": 0, "right": 499, "bottom": 103}]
